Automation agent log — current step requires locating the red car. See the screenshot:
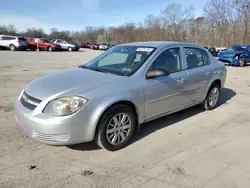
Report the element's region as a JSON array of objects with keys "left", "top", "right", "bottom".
[
  {"left": 28, "top": 38, "right": 61, "bottom": 51},
  {"left": 77, "top": 43, "right": 85, "bottom": 48},
  {"left": 89, "top": 43, "right": 99, "bottom": 50}
]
